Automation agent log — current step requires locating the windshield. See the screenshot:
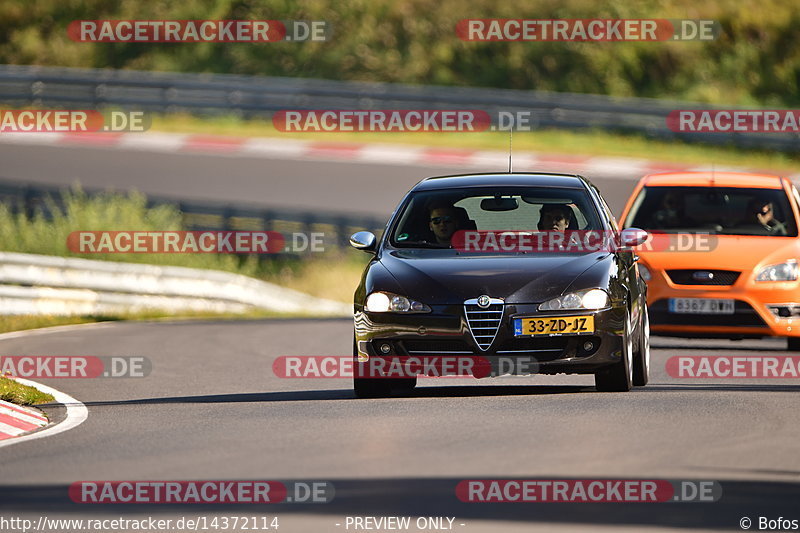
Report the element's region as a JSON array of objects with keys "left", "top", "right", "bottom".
[
  {"left": 389, "top": 187, "right": 603, "bottom": 248},
  {"left": 625, "top": 186, "right": 798, "bottom": 237}
]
